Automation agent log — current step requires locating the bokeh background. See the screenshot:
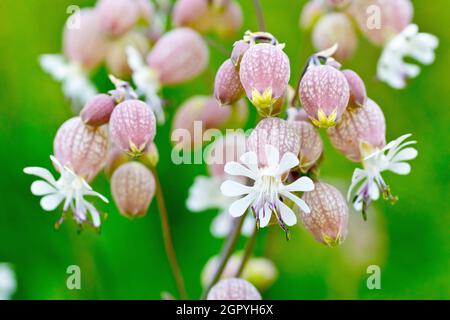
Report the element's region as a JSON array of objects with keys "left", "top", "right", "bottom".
[{"left": 0, "top": 0, "right": 448, "bottom": 299}]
